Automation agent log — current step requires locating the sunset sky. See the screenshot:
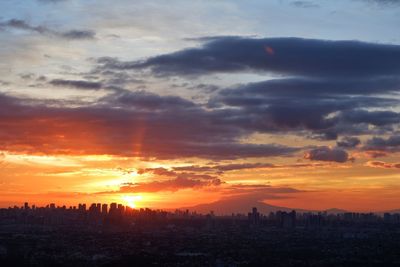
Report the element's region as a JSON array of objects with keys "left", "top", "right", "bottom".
[{"left": 0, "top": 0, "right": 400, "bottom": 212}]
